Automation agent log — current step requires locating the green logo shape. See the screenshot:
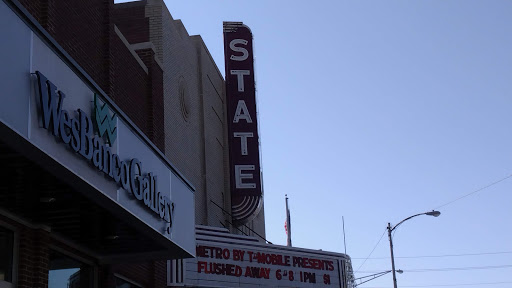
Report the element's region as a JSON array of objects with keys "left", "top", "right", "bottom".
[{"left": 94, "top": 94, "right": 117, "bottom": 145}]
